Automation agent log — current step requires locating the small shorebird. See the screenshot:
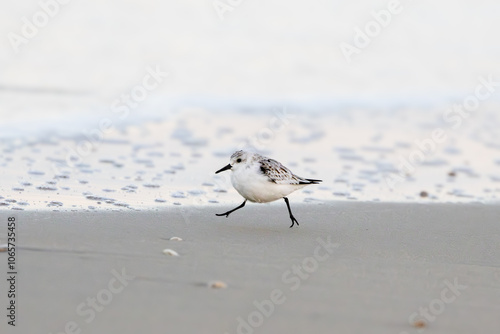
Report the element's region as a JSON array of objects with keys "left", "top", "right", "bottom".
[{"left": 215, "top": 150, "right": 321, "bottom": 227}]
